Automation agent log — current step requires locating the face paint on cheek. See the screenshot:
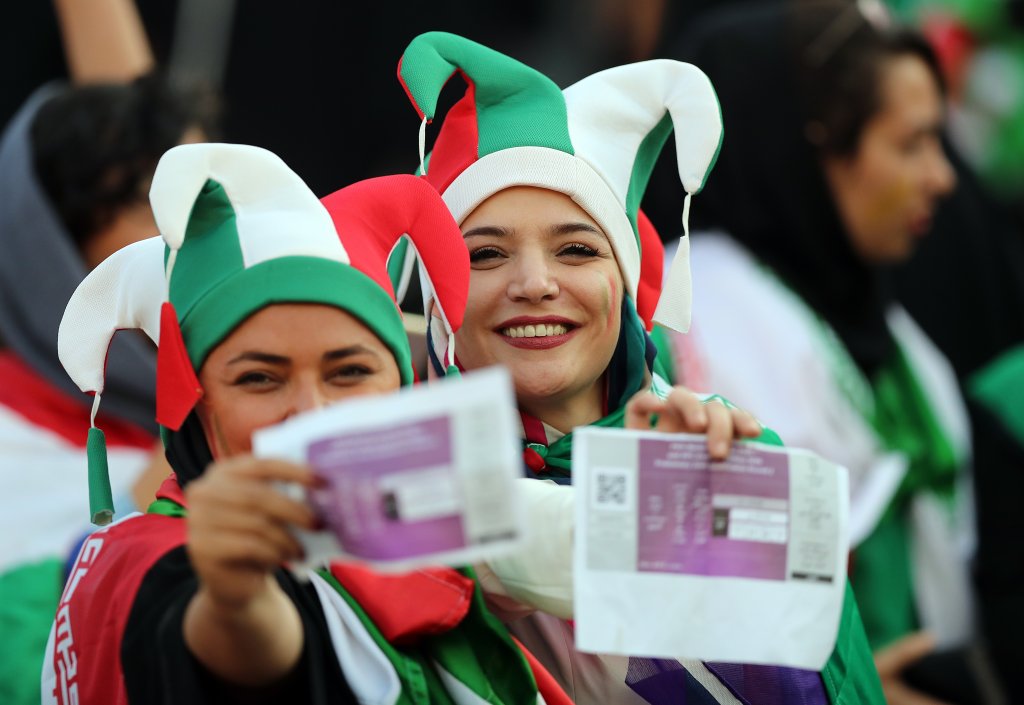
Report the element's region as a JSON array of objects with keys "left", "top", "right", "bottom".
[{"left": 604, "top": 274, "right": 620, "bottom": 331}]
